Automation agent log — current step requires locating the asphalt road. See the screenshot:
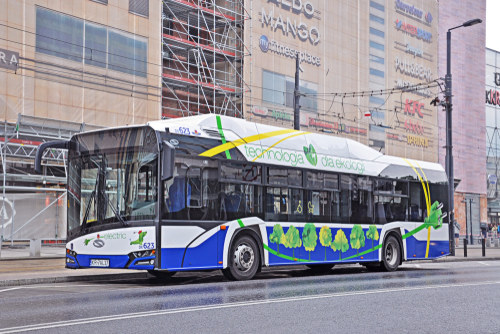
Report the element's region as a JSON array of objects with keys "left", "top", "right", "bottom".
[{"left": 1, "top": 261, "right": 500, "bottom": 333}]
